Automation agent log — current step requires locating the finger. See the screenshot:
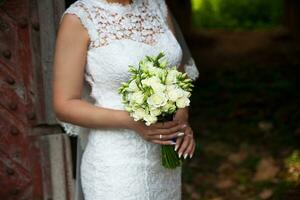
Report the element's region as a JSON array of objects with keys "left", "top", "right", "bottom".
[
  {"left": 150, "top": 120, "right": 178, "bottom": 129},
  {"left": 146, "top": 131, "right": 184, "bottom": 142},
  {"left": 155, "top": 124, "right": 186, "bottom": 136},
  {"left": 150, "top": 139, "right": 177, "bottom": 145},
  {"left": 147, "top": 123, "right": 182, "bottom": 136},
  {"left": 175, "top": 136, "right": 183, "bottom": 152},
  {"left": 178, "top": 129, "right": 193, "bottom": 158},
  {"left": 180, "top": 136, "right": 193, "bottom": 159},
  {"left": 183, "top": 139, "right": 195, "bottom": 159},
  {"left": 177, "top": 136, "right": 191, "bottom": 158},
  {"left": 158, "top": 131, "right": 185, "bottom": 141}
]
